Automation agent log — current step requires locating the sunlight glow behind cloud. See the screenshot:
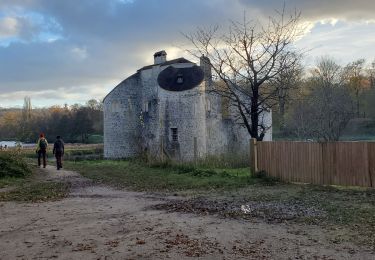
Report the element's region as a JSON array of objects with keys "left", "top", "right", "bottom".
[{"left": 0, "top": 0, "right": 375, "bottom": 107}]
